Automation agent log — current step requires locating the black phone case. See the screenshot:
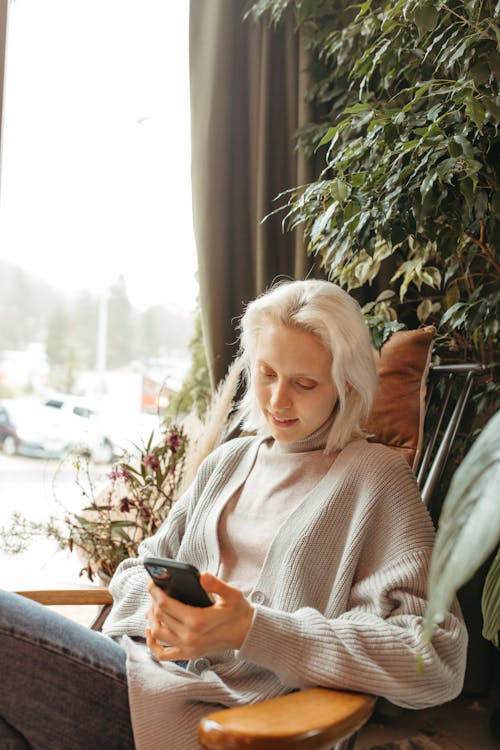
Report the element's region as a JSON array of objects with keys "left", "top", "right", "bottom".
[{"left": 143, "top": 556, "right": 213, "bottom": 607}]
